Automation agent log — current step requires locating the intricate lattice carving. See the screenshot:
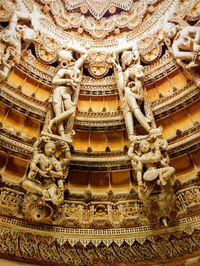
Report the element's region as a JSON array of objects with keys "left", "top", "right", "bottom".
[
  {"left": 64, "top": 0, "right": 133, "bottom": 19},
  {"left": 37, "top": 0, "right": 163, "bottom": 39}
]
